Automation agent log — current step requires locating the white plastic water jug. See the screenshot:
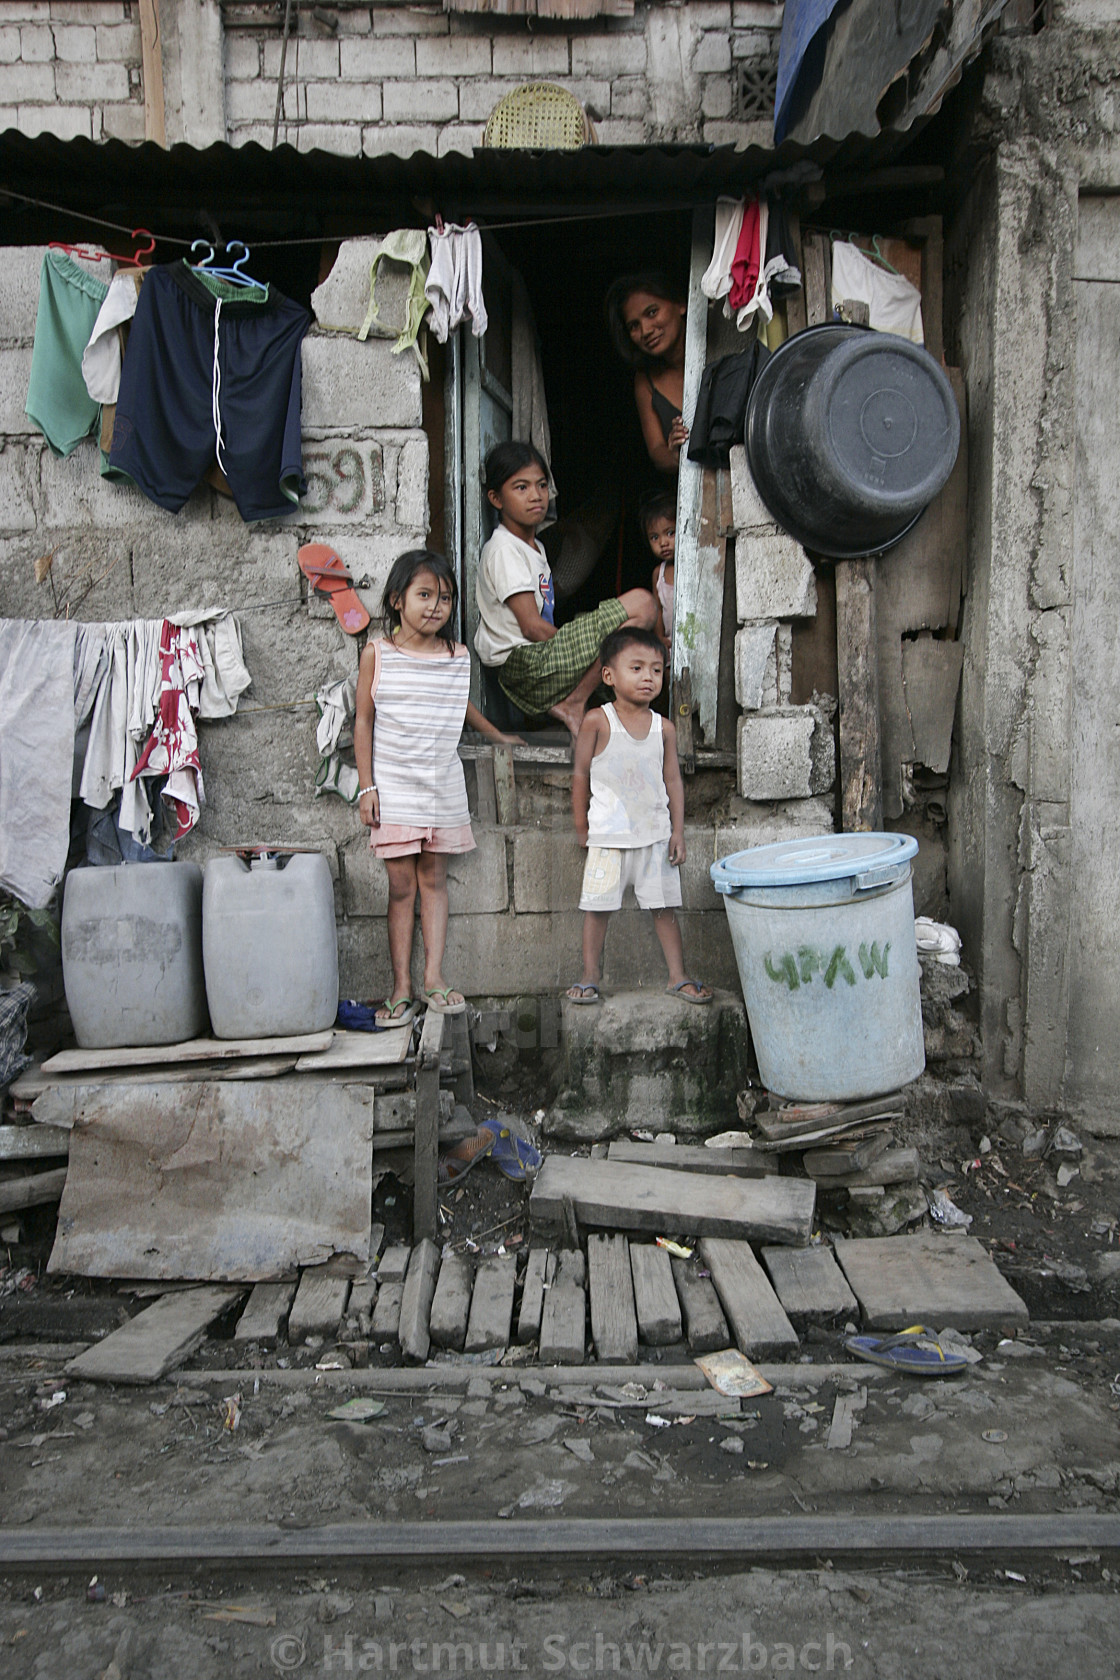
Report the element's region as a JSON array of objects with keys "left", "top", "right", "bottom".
[
  {"left": 202, "top": 851, "right": 338, "bottom": 1039},
  {"left": 61, "top": 862, "right": 207, "bottom": 1048}
]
